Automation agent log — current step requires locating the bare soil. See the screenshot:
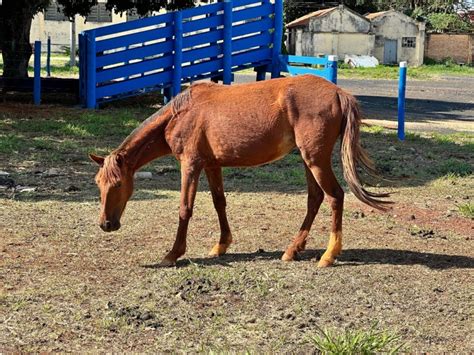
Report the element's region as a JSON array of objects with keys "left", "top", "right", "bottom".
[{"left": 1, "top": 87, "right": 473, "bottom": 352}]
